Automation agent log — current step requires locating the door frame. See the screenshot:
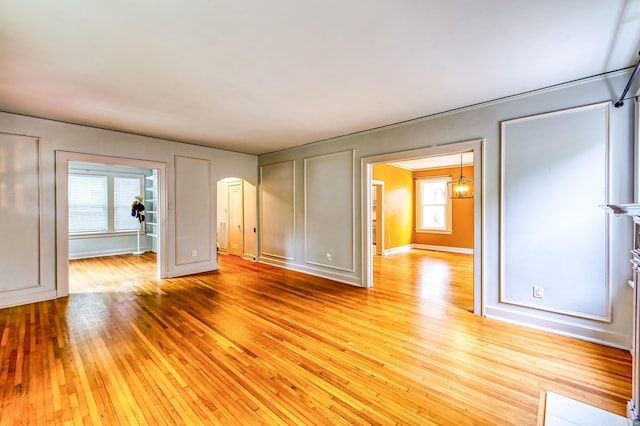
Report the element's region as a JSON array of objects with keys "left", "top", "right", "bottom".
[
  {"left": 371, "top": 180, "right": 384, "bottom": 255},
  {"left": 227, "top": 182, "right": 244, "bottom": 257},
  {"left": 55, "top": 151, "right": 168, "bottom": 297},
  {"left": 361, "top": 139, "right": 484, "bottom": 315}
]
